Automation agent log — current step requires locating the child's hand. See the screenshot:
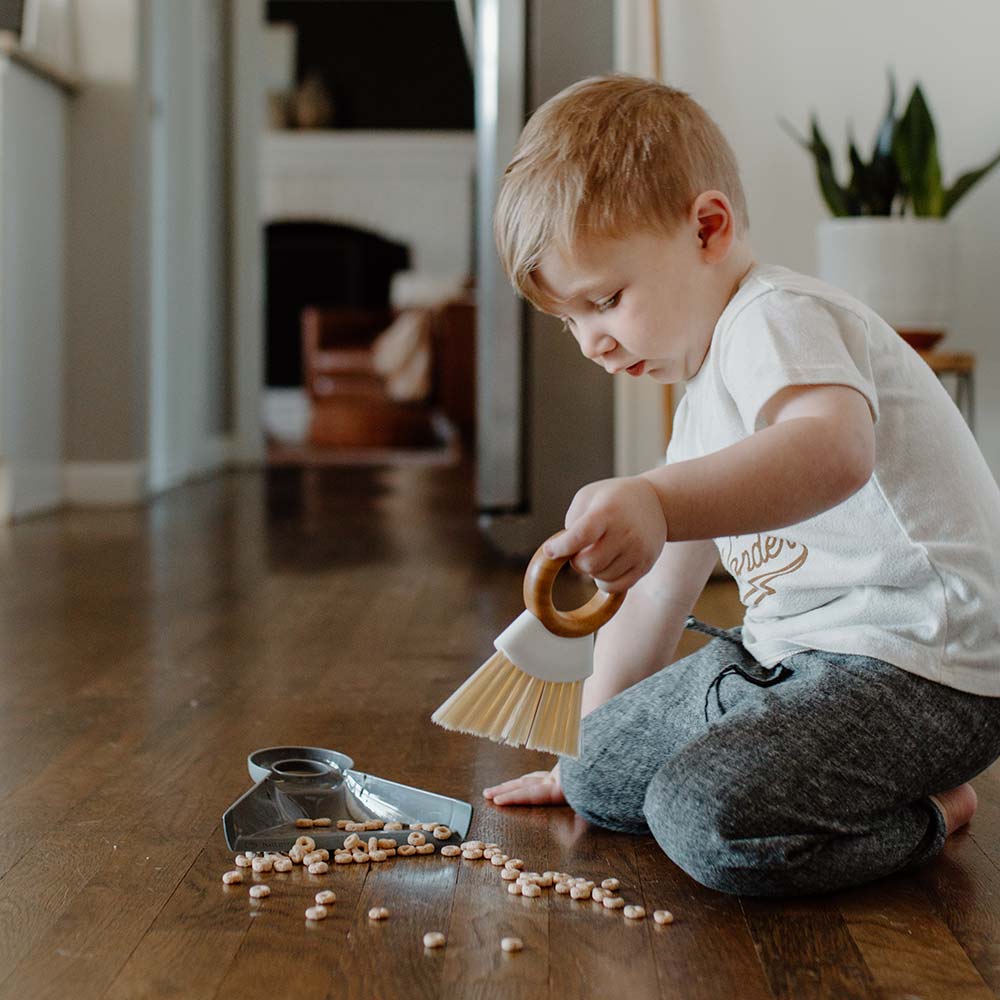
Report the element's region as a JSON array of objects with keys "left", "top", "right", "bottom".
[
  {"left": 544, "top": 476, "right": 667, "bottom": 592},
  {"left": 483, "top": 765, "right": 565, "bottom": 806}
]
